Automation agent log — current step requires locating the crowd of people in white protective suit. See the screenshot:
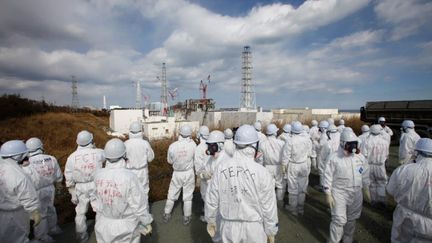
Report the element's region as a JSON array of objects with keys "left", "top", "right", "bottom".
[{"left": 0, "top": 116, "right": 431, "bottom": 243}]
